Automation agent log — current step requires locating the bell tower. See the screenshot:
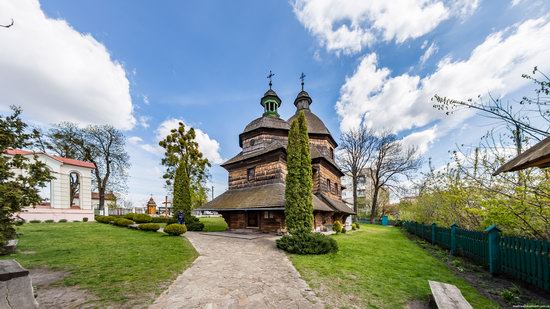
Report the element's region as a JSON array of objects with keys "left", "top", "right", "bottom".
[{"left": 261, "top": 70, "right": 282, "bottom": 117}]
